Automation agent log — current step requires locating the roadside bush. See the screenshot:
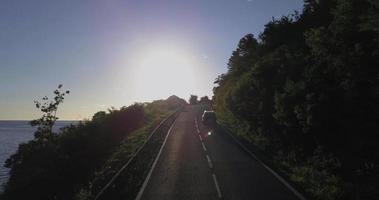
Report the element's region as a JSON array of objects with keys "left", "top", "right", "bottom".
[
  {"left": 1, "top": 94, "right": 185, "bottom": 200},
  {"left": 213, "top": 0, "right": 379, "bottom": 199}
]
